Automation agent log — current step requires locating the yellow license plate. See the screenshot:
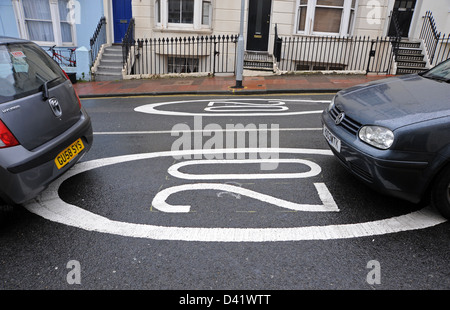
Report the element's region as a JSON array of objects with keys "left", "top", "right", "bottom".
[{"left": 55, "top": 138, "right": 84, "bottom": 169}]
